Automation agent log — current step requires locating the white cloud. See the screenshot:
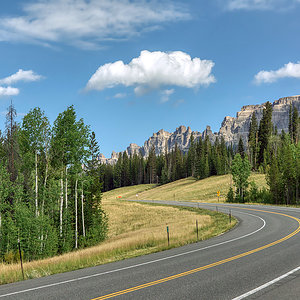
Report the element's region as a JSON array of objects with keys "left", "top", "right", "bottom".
[
  {"left": 254, "top": 62, "right": 300, "bottom": 84},
  {"left": 0, "top": 69, "right": 43, "bottom": 85},
  {"left": 0, "top": 69, "right": 43, "bottom": 98},
  {"left": 226, "top": 0, "right": 300, "bottom": 10},
  {"left": 113, "top": 93, "right": 127, "bottom": 99},
  {"left": 0, "top": 86, "right": 19, "bottom": 97},
  {"left": 0, "top": 0, "right": 190, "bottom": 49},
  {"left": 161, "top": 89, "right": 174, "bottom": 103},
  {"left": 86, "top": 50, "right": 216, "bottom": 94}
]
